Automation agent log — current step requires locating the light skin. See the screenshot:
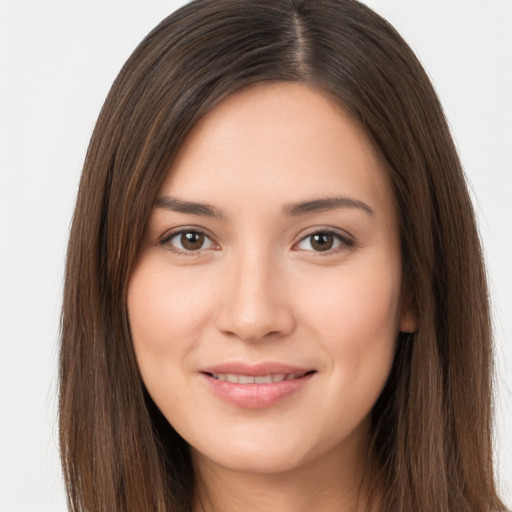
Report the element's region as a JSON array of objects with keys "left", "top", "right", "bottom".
[{"left": 128, "top": 82, "right": 416, "bottom": 512}]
